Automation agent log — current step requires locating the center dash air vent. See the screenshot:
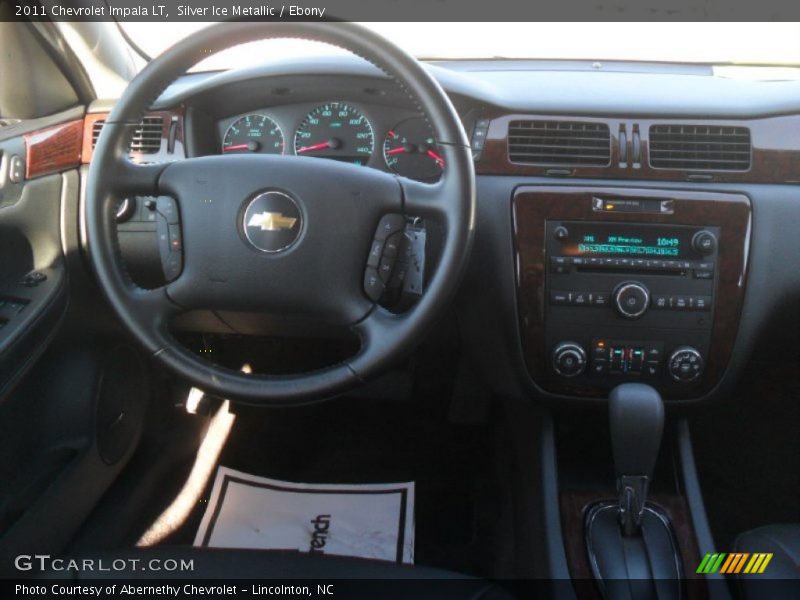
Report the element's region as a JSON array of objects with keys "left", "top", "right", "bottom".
[
  {"left": 92, "top": 116, "right": 163, "bottom": 154},
  {"left": 649, "top": 124, "right": 751, "bottom": 171},
  {"left": 508, "top": 120, "right": 611, "bottom": 166}
]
